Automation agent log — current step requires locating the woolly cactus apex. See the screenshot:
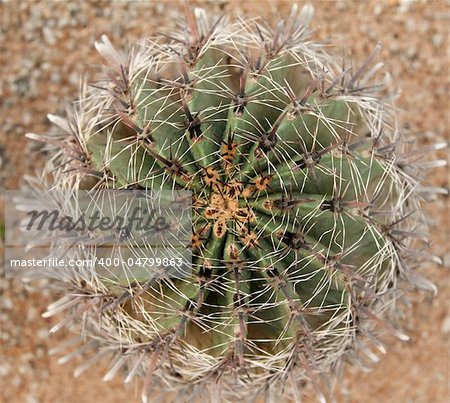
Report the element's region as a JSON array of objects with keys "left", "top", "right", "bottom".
[{"left": 27, "top": 3, "right": 447, "bottom": 402}]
